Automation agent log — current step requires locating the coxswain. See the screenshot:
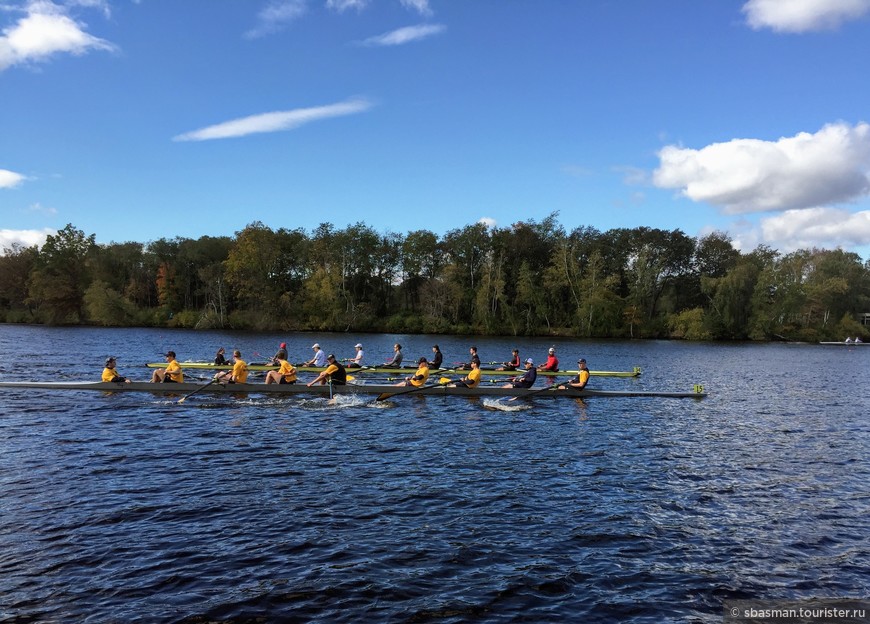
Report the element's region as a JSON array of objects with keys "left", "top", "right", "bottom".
[{"left": 102, "top": 356, "right": 131, "bottom": 384}]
